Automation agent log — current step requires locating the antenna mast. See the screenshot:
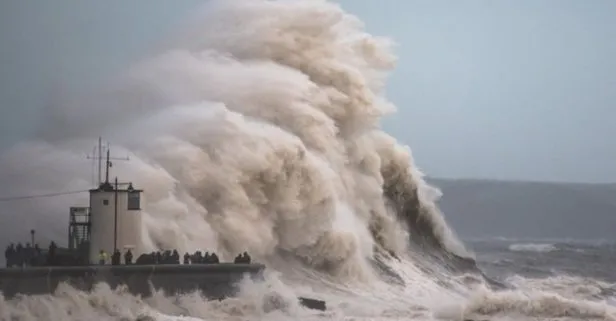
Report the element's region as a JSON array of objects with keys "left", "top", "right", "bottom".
[
  {"left": 87, "top": 137, "right": 129, "bottom": 187},
  {"left": 105, "top": 148, "right": 111, "bottom": 184},
  {"left": 87, "top": 137, "right": 104, "bottom": 186},
  {"left": 98, "top": 137, "right": 103, "bottom": 185}
]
